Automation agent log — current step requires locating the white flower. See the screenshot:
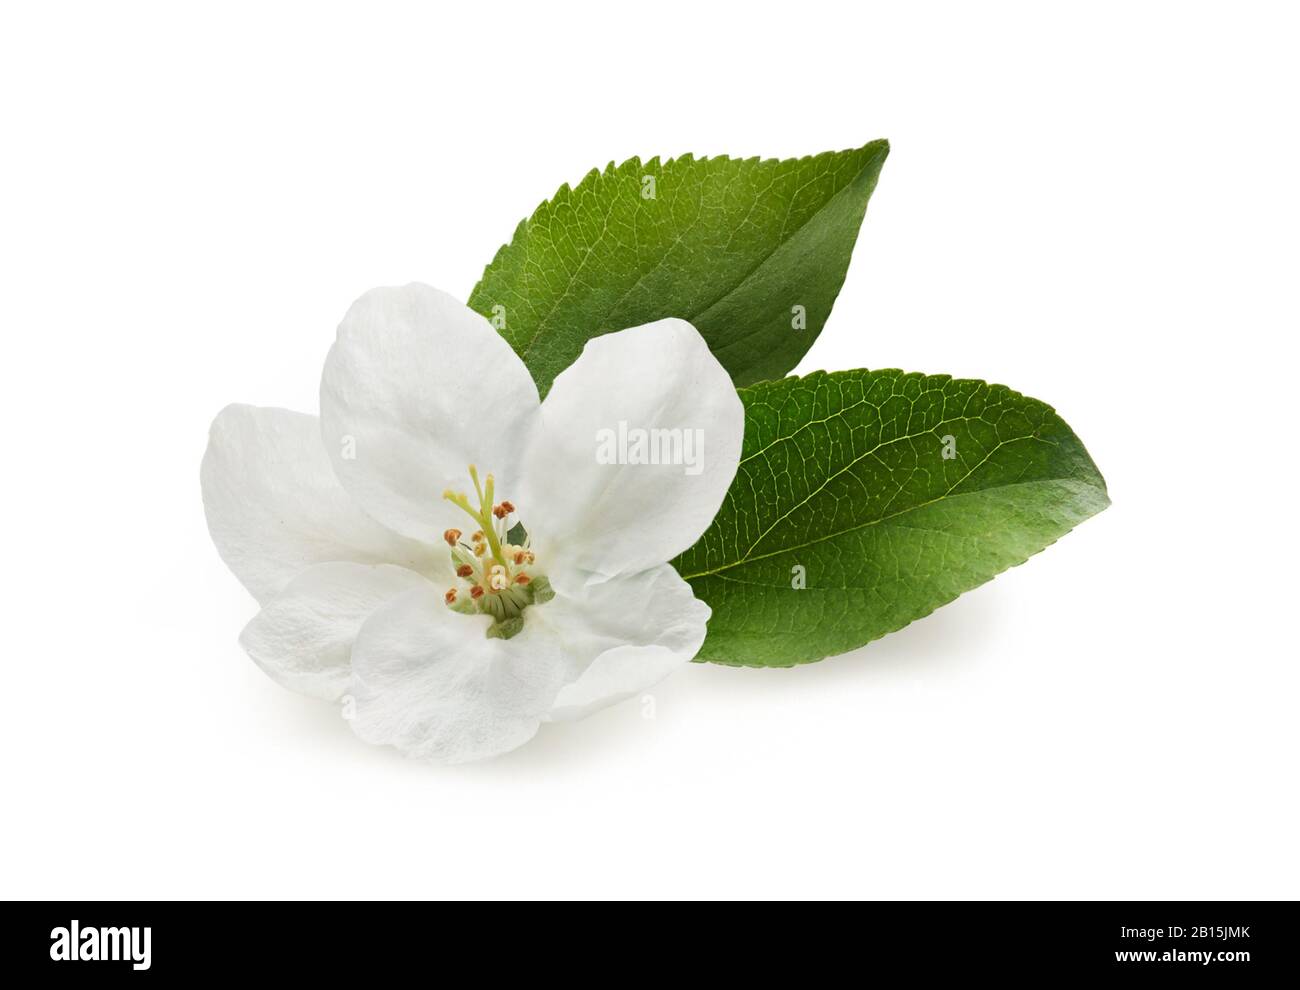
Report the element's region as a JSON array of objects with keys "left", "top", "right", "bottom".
[{"left": 201, "top": 284, "right": 743, "bottom": 763}]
